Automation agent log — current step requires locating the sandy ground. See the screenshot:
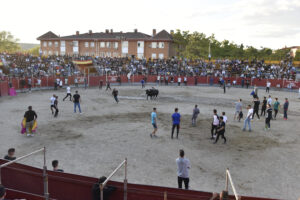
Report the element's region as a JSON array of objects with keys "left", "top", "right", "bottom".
[{"left": 0, "top": 85, "right": 300, "bottom": 199}]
